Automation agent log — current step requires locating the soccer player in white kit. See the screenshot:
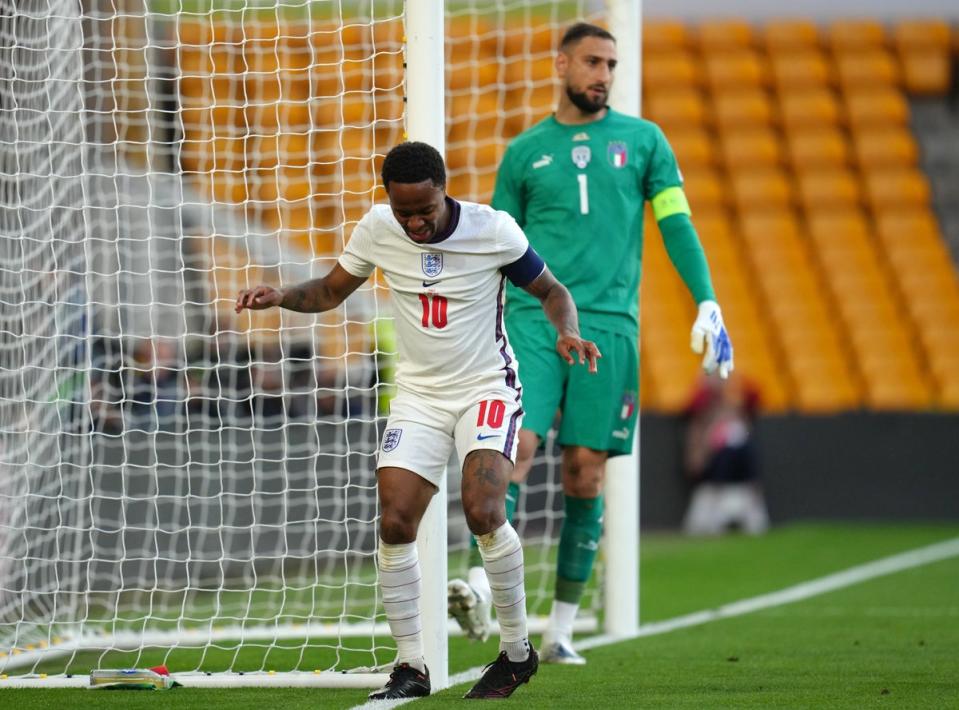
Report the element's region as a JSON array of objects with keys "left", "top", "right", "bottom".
[{"left": 235, "top": 142, "right": 600, "bottom": 700}]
